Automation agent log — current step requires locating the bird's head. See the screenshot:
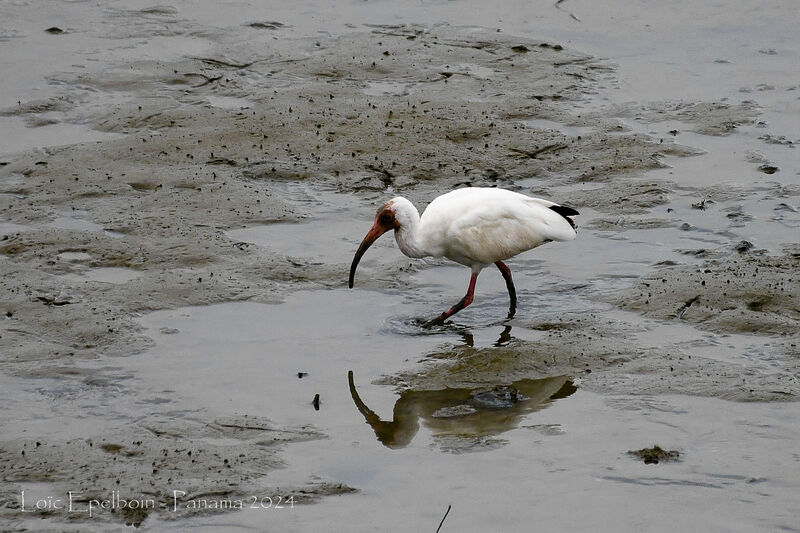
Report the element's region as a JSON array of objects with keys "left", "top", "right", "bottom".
[{"left": 349, "top": 199, "right": 403, "bottom": 289}]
